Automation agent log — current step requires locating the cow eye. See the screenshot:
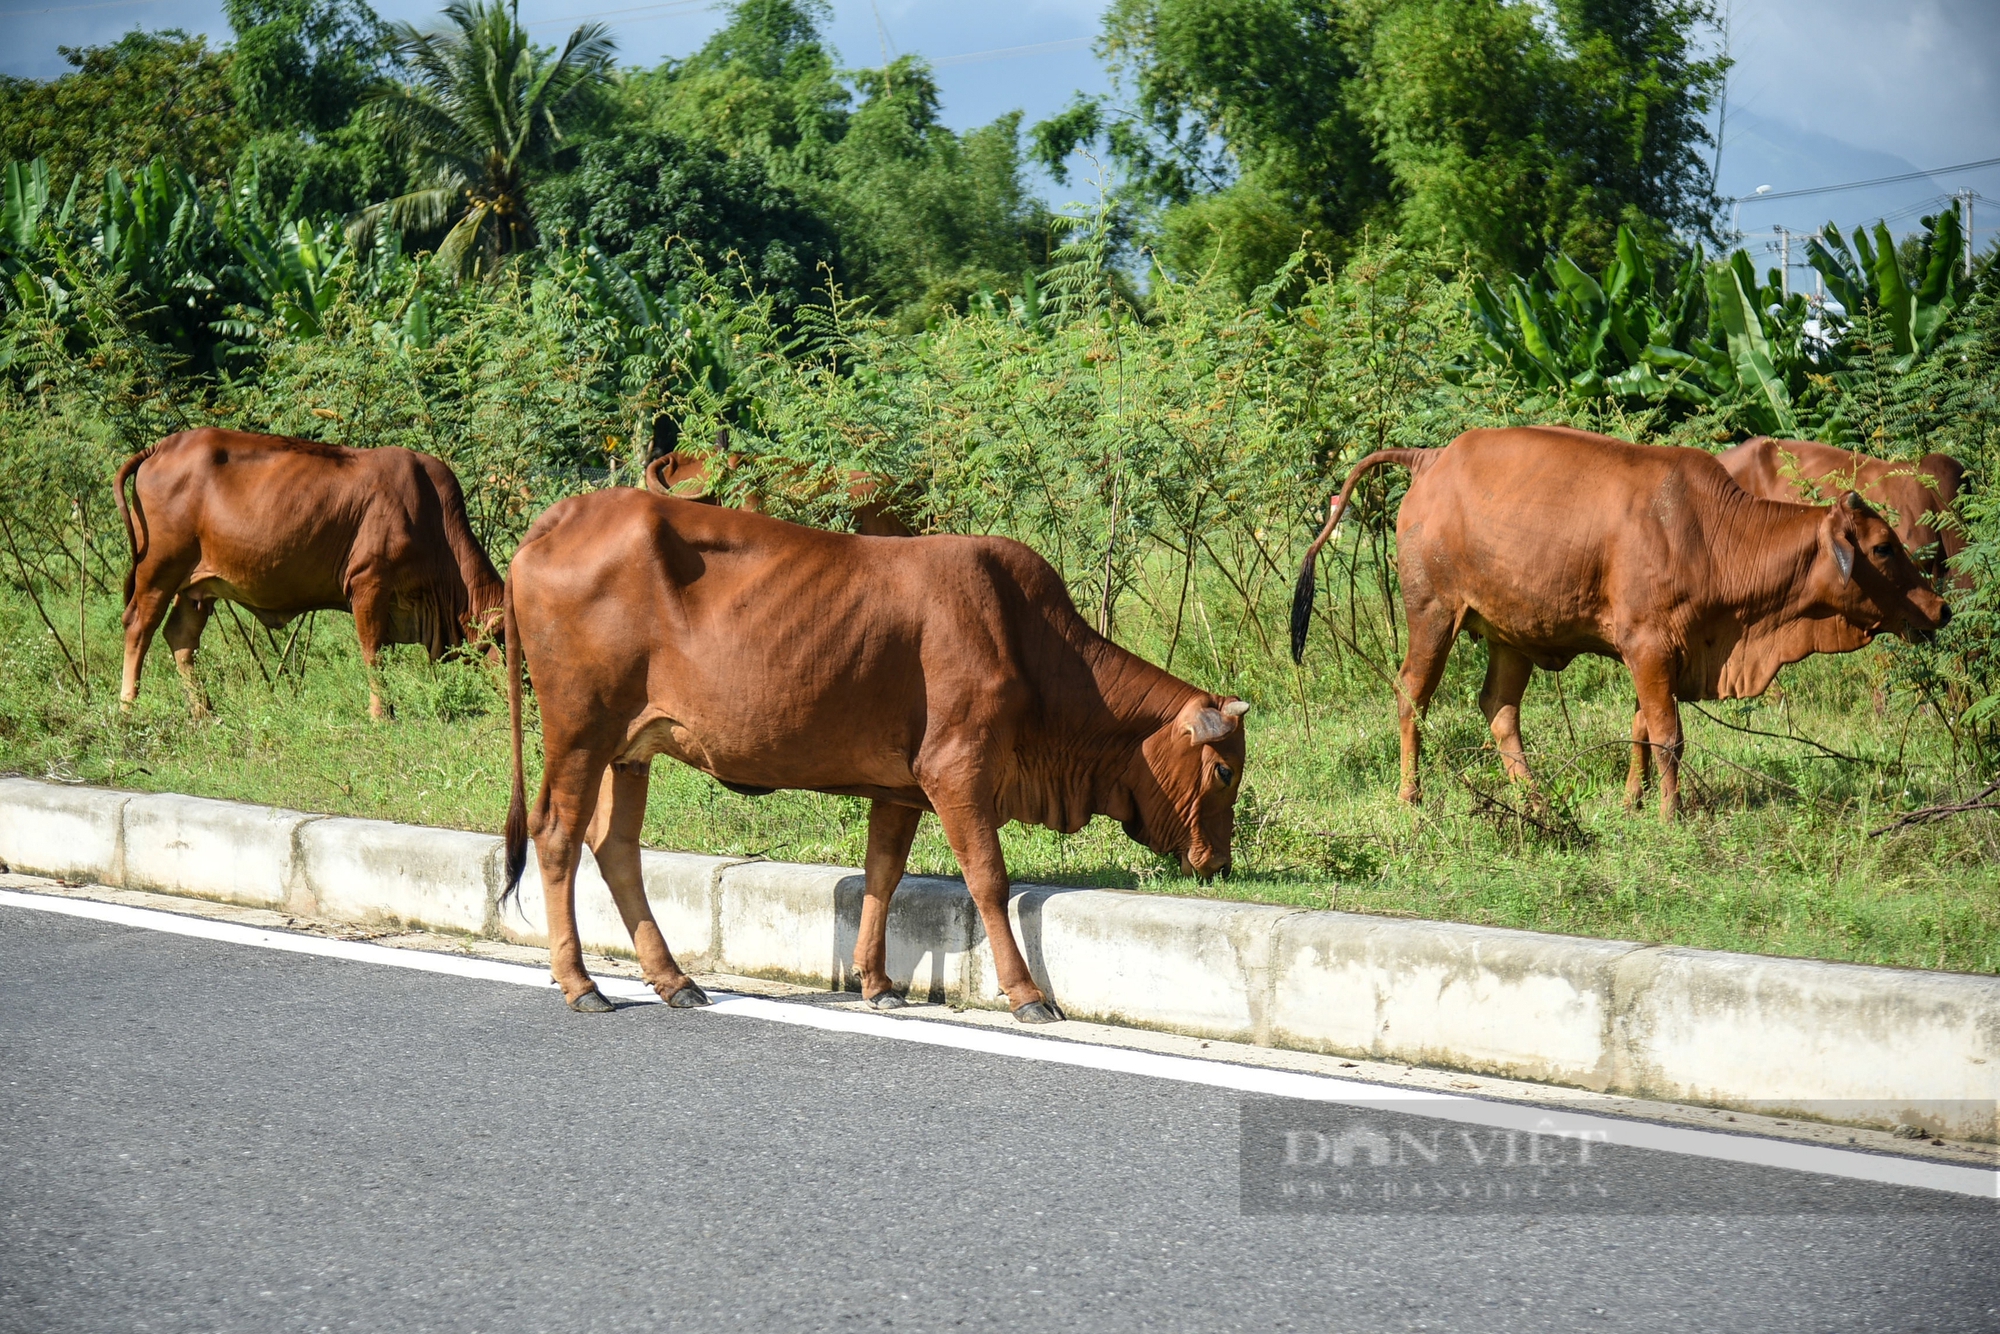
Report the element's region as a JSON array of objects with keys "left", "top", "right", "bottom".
[
  {"left": 1213, "top": 763, "right": 1233, "bottom": 788},
  {"left": 1871, "top": 543, "right": 1893, "bottom": 560}
]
